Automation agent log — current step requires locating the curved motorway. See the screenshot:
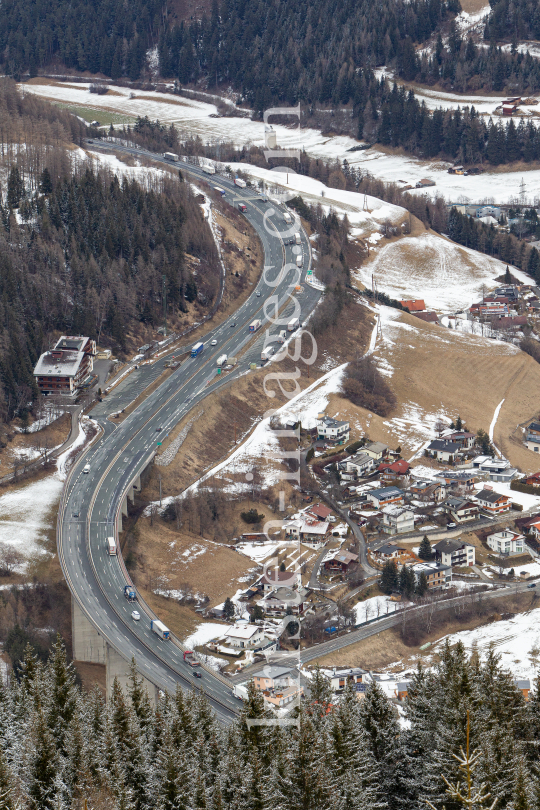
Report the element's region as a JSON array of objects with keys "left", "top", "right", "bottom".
[{"left": 58, "top": 145, "right": 322, "bottom": 722}]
